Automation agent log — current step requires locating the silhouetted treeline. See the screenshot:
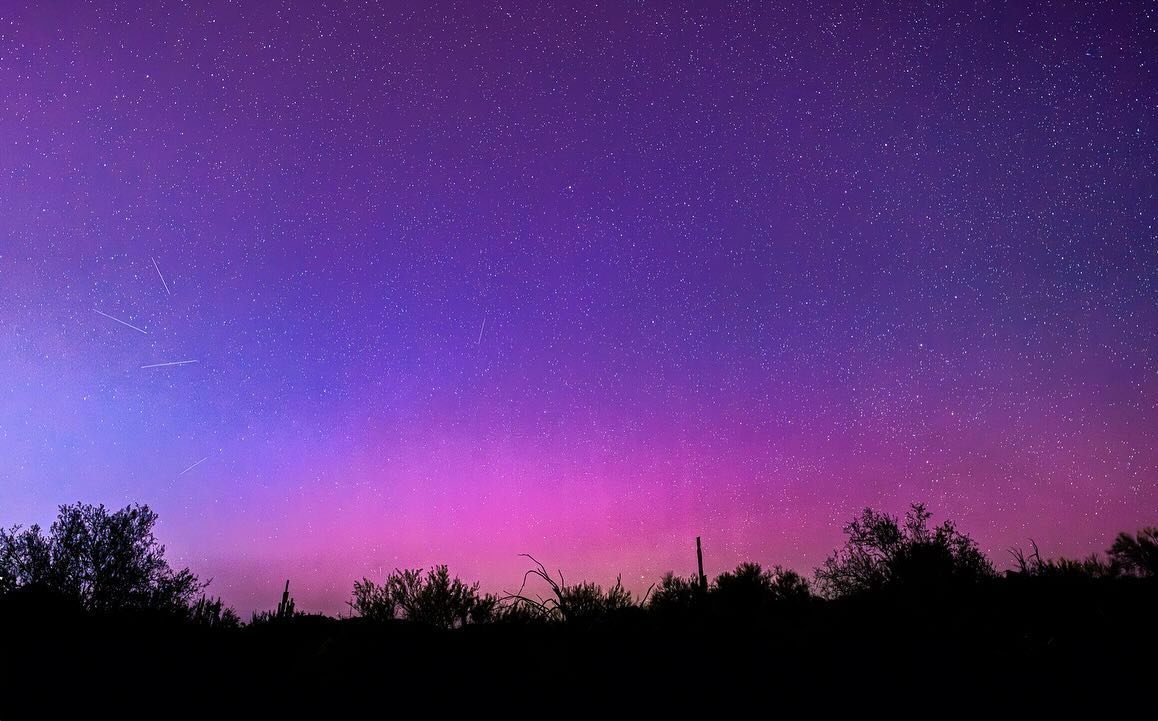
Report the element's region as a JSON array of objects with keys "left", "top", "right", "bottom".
[
  {"left": 0, "top": 502, "right": 238, "bottom": 626},
  {"left": 1, "top": 502, "right": 1155, "bottom": 718}
]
